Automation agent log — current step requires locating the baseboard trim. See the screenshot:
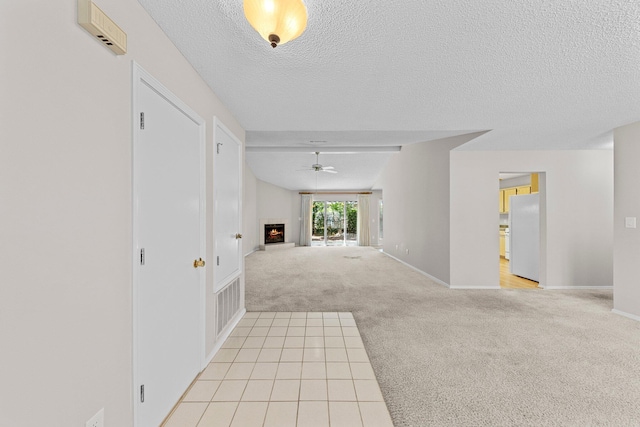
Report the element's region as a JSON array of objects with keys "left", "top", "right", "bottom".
[
  {"left": 612, "top": 309, "right": 640, "bottom": 322},
  {"left": 541, "top": 286, "right": 613, "bottom": 290},
  {"left": 449, "top": 286, "right": 502, "bottom": 290},
  {"left": 381, "top": 251, "right": 450, "bottom": 288},
  {"left": 244, "top": 249, "right": 258, "bottom": 257},
  {"left": 259, "top": 242, "right": 296, "bottom": 251},
  {"left": 203, "top": 308, "right": 246, "bottom": 368}
]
